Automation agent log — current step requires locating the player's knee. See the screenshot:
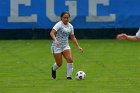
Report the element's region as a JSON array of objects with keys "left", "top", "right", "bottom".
[
  {"left": 56, "top": 62, "right": 62, "bottom": 67},
  {"left": 66, "top": 57, "right": 73, "bottom": 63}
]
